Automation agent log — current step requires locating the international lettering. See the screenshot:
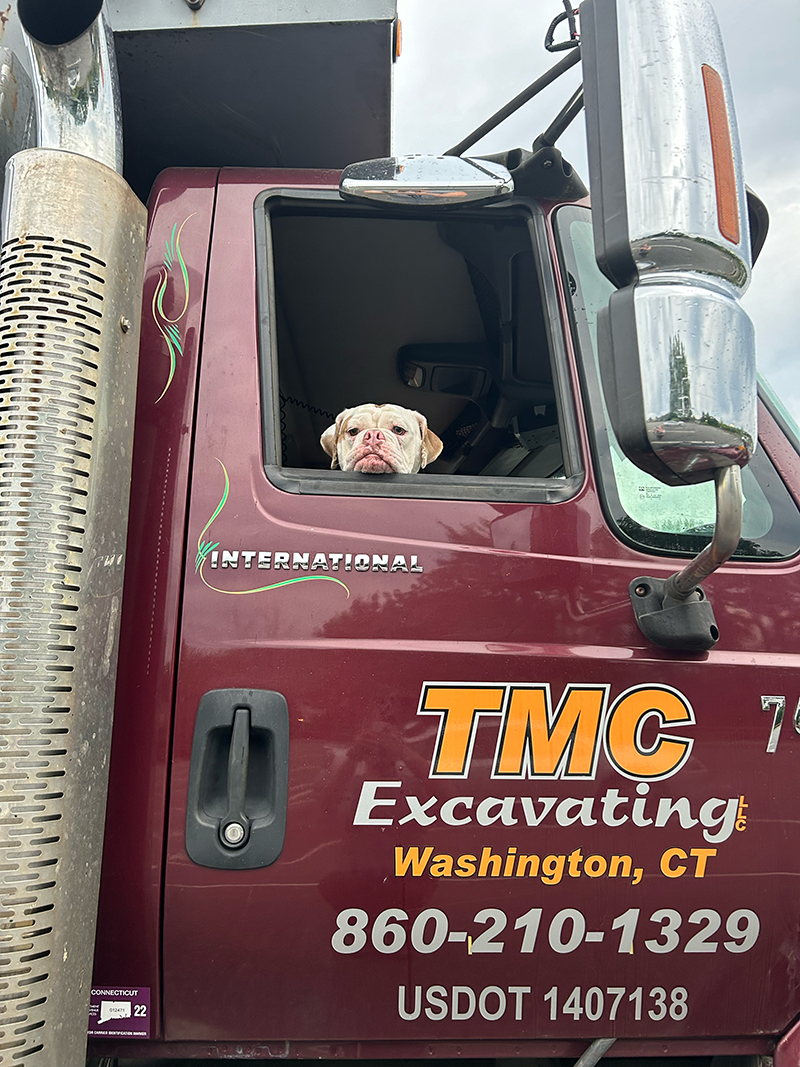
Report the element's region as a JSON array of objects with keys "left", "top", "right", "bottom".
[{"left": 210, "top": 549, "right": 423, "bottom": 573}]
